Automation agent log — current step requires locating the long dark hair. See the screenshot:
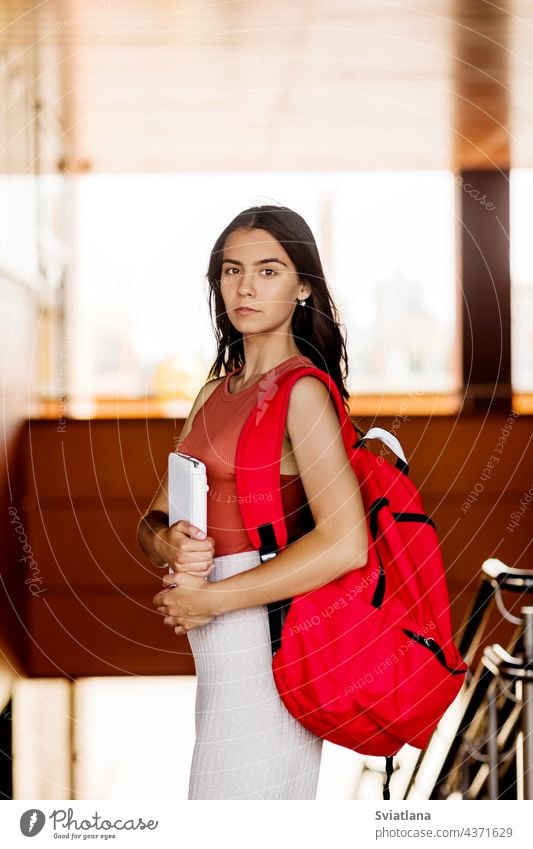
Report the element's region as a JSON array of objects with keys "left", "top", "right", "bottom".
[{"left": 205, "top": 204, "right": 350, "bottom": 409}]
